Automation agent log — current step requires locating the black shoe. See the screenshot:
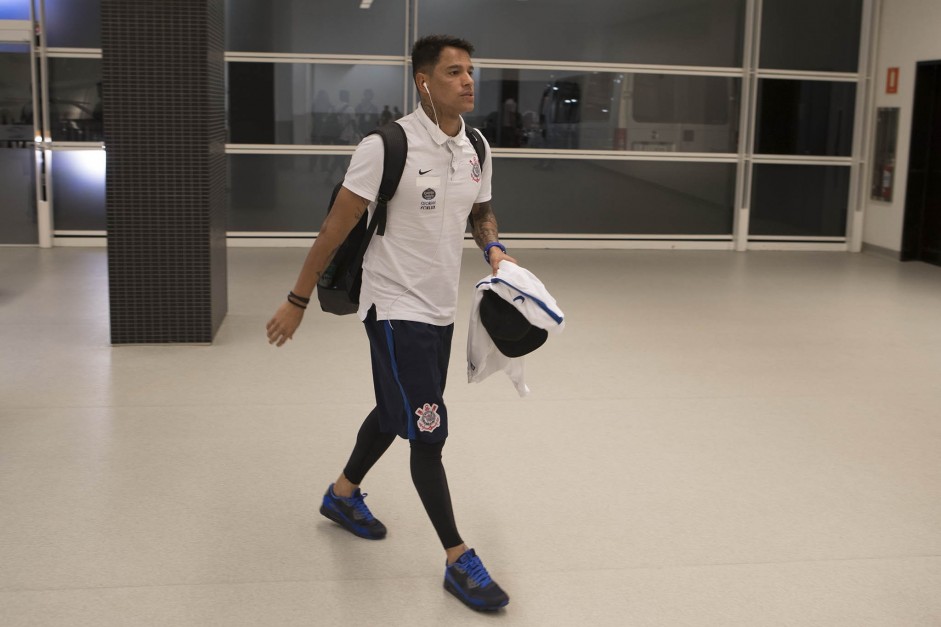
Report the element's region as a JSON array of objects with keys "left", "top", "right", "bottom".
[
  {"left": 319, "top": 484, "right": 387, "bottom": 540},
  {"left": 443, "top": 549, "right": 509, "bottom": 611}
]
